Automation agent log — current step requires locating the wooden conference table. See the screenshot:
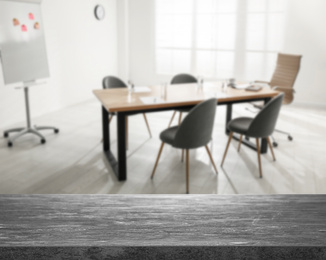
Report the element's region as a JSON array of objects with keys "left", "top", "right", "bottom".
[{"left": 93, "top": 82, "right": 279, "bottom": 181}]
